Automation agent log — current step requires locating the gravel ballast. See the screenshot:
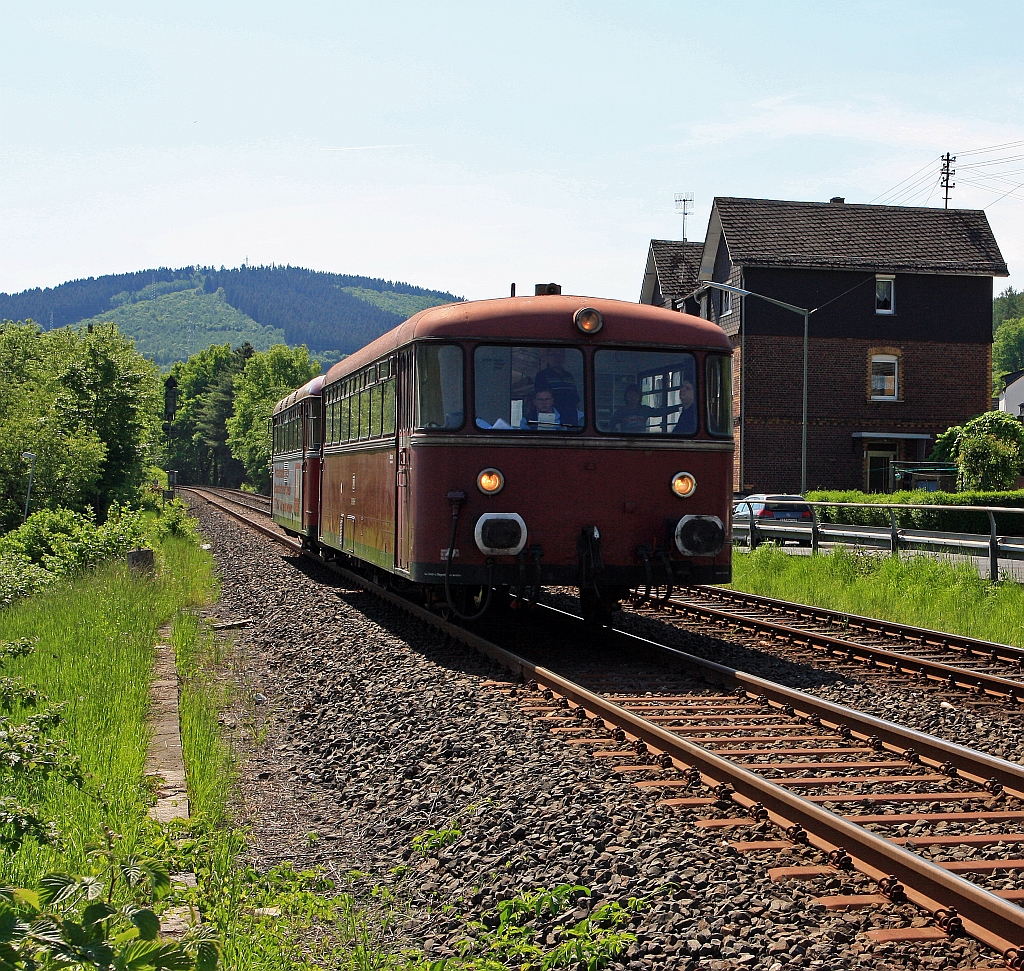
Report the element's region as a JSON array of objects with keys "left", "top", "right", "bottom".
[{"left": 187, "top": 497, "right": 1009, "bottom": 969}]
